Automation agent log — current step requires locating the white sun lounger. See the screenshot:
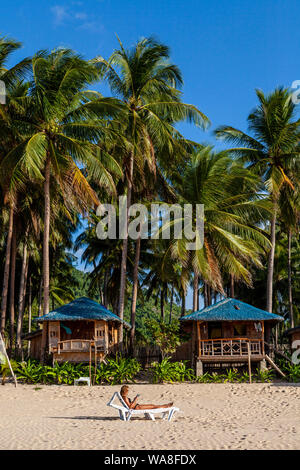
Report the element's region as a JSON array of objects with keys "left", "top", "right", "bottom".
[{"left": 107, "top": 392, "right": 180, "bottom": 422}]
